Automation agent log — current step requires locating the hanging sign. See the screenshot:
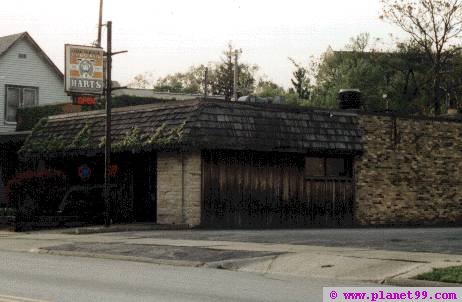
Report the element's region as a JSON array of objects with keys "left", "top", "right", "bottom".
[{"left": 65, "top": 44, "right": 104, "bottom": 95}]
